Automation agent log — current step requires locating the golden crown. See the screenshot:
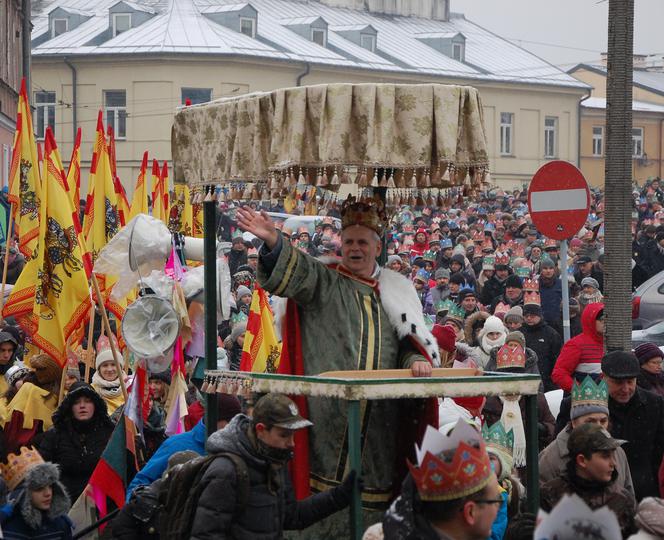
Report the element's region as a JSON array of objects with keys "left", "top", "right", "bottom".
[
  {"left": 495, "top": 343, "right": 527, "bottom": 370},
  {"left": 524, "top": 291, "right": 541, "bottom": 306},
  {"left": 0, "top": 446, "right": 45, "bottom": 491},
  {"left": 523, "top": 278, "right": 539, "bottom": 292},
  {"left": 408, "top": 421, "right": 492, "bottom": 501},
  {"left": 340, "top": 195, "right": 389, "bottom": 235}
]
